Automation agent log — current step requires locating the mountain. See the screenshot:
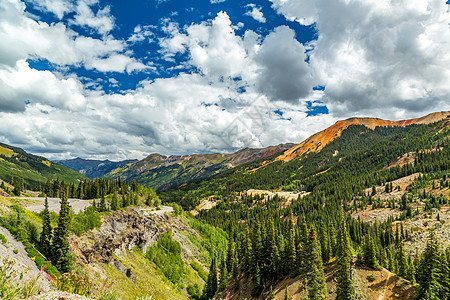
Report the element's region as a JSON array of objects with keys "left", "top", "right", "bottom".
[
  {"left": 278, "top": 111, "right": 450, "bottom": 161},
  {"left": 159, "top": 111, "right": 449, "bottom": 299},
  {"left": 0, "top": 142, "right": 87, "bottom": 189},
  {"left": 105, "top": 144, "right": 294, "bottom": 191},
  {"left": 55, "top": 157, "right": 138, "bottom": 179}
]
